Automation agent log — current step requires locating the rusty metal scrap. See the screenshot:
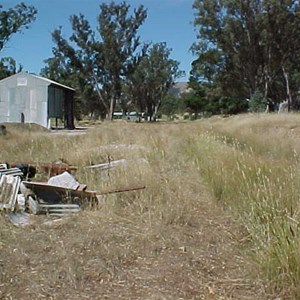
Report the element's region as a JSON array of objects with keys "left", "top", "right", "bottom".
[
  {"left": 39, "top": 162, "right": 78, "bottom": 176},
  {"left": 98, "top": 185, "right": 146, "bottom": 195},
  {"left": 22, "top": 181, "right": 146, "bottom": 209},
  {"left": 0, "top": 159, "right": 145, "bottom": 226},
  {"left": 9, "top": 161, "right": 77, "bottom": 177},
  {"left": 22, "top": 181, "right": 99, "bottom": 206}
]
